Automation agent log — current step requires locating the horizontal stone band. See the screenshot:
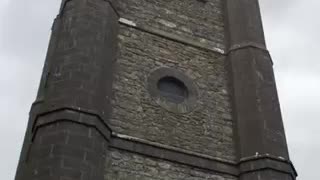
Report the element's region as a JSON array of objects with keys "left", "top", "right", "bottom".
[
  {"left": 239, "top": 154, "right": 297, "bottom": 178},
  {"left": 30, "top": 105, "right": 112, "bottom": 142},
  {"left": 118, "top": 18, "right": 226, "bottom": 55},
  {"left": 29, "top": 105, "right": 297, "bottom": 178},
  {"left": 110, "top": 133, "right": 239, "bottom": 176}
]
